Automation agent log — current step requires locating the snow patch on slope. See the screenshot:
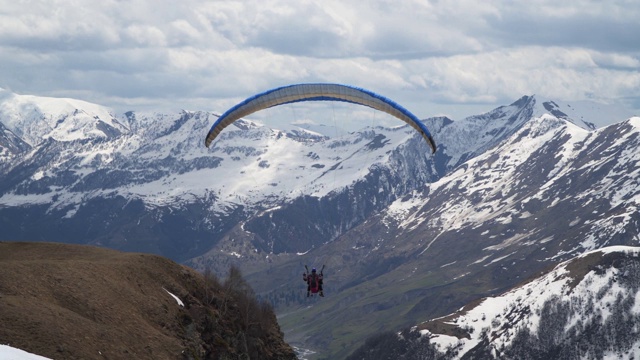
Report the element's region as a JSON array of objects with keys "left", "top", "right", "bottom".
[{"left": 421, "top": 246, "right": 640, "bottom": 358}]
